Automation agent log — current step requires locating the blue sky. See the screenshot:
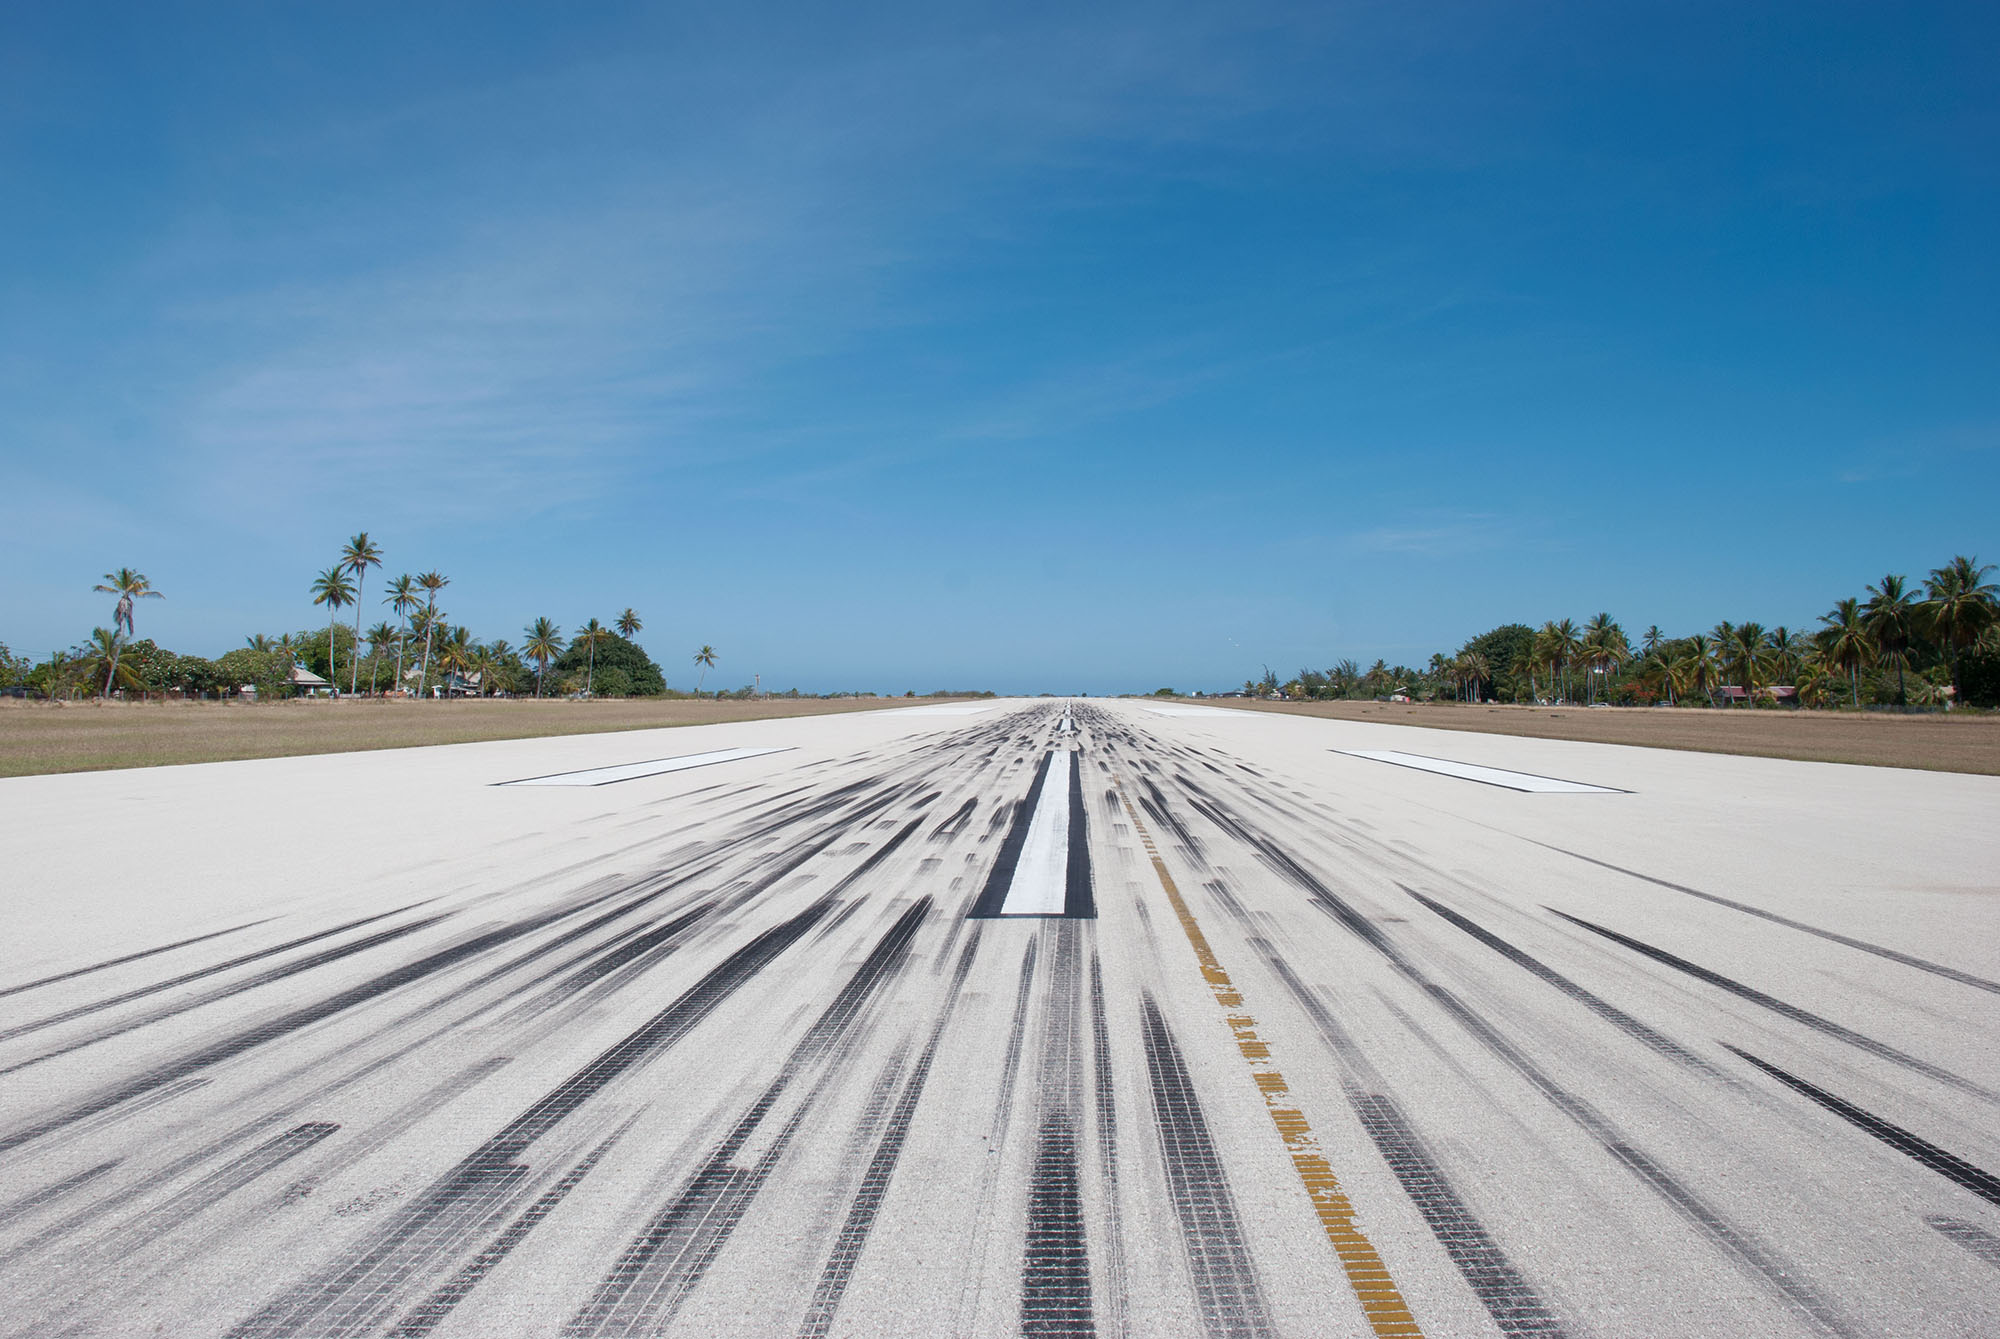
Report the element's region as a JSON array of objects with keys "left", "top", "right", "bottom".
[{"left": 4, "top": 2, "right": 1995, "bottom": 694}]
